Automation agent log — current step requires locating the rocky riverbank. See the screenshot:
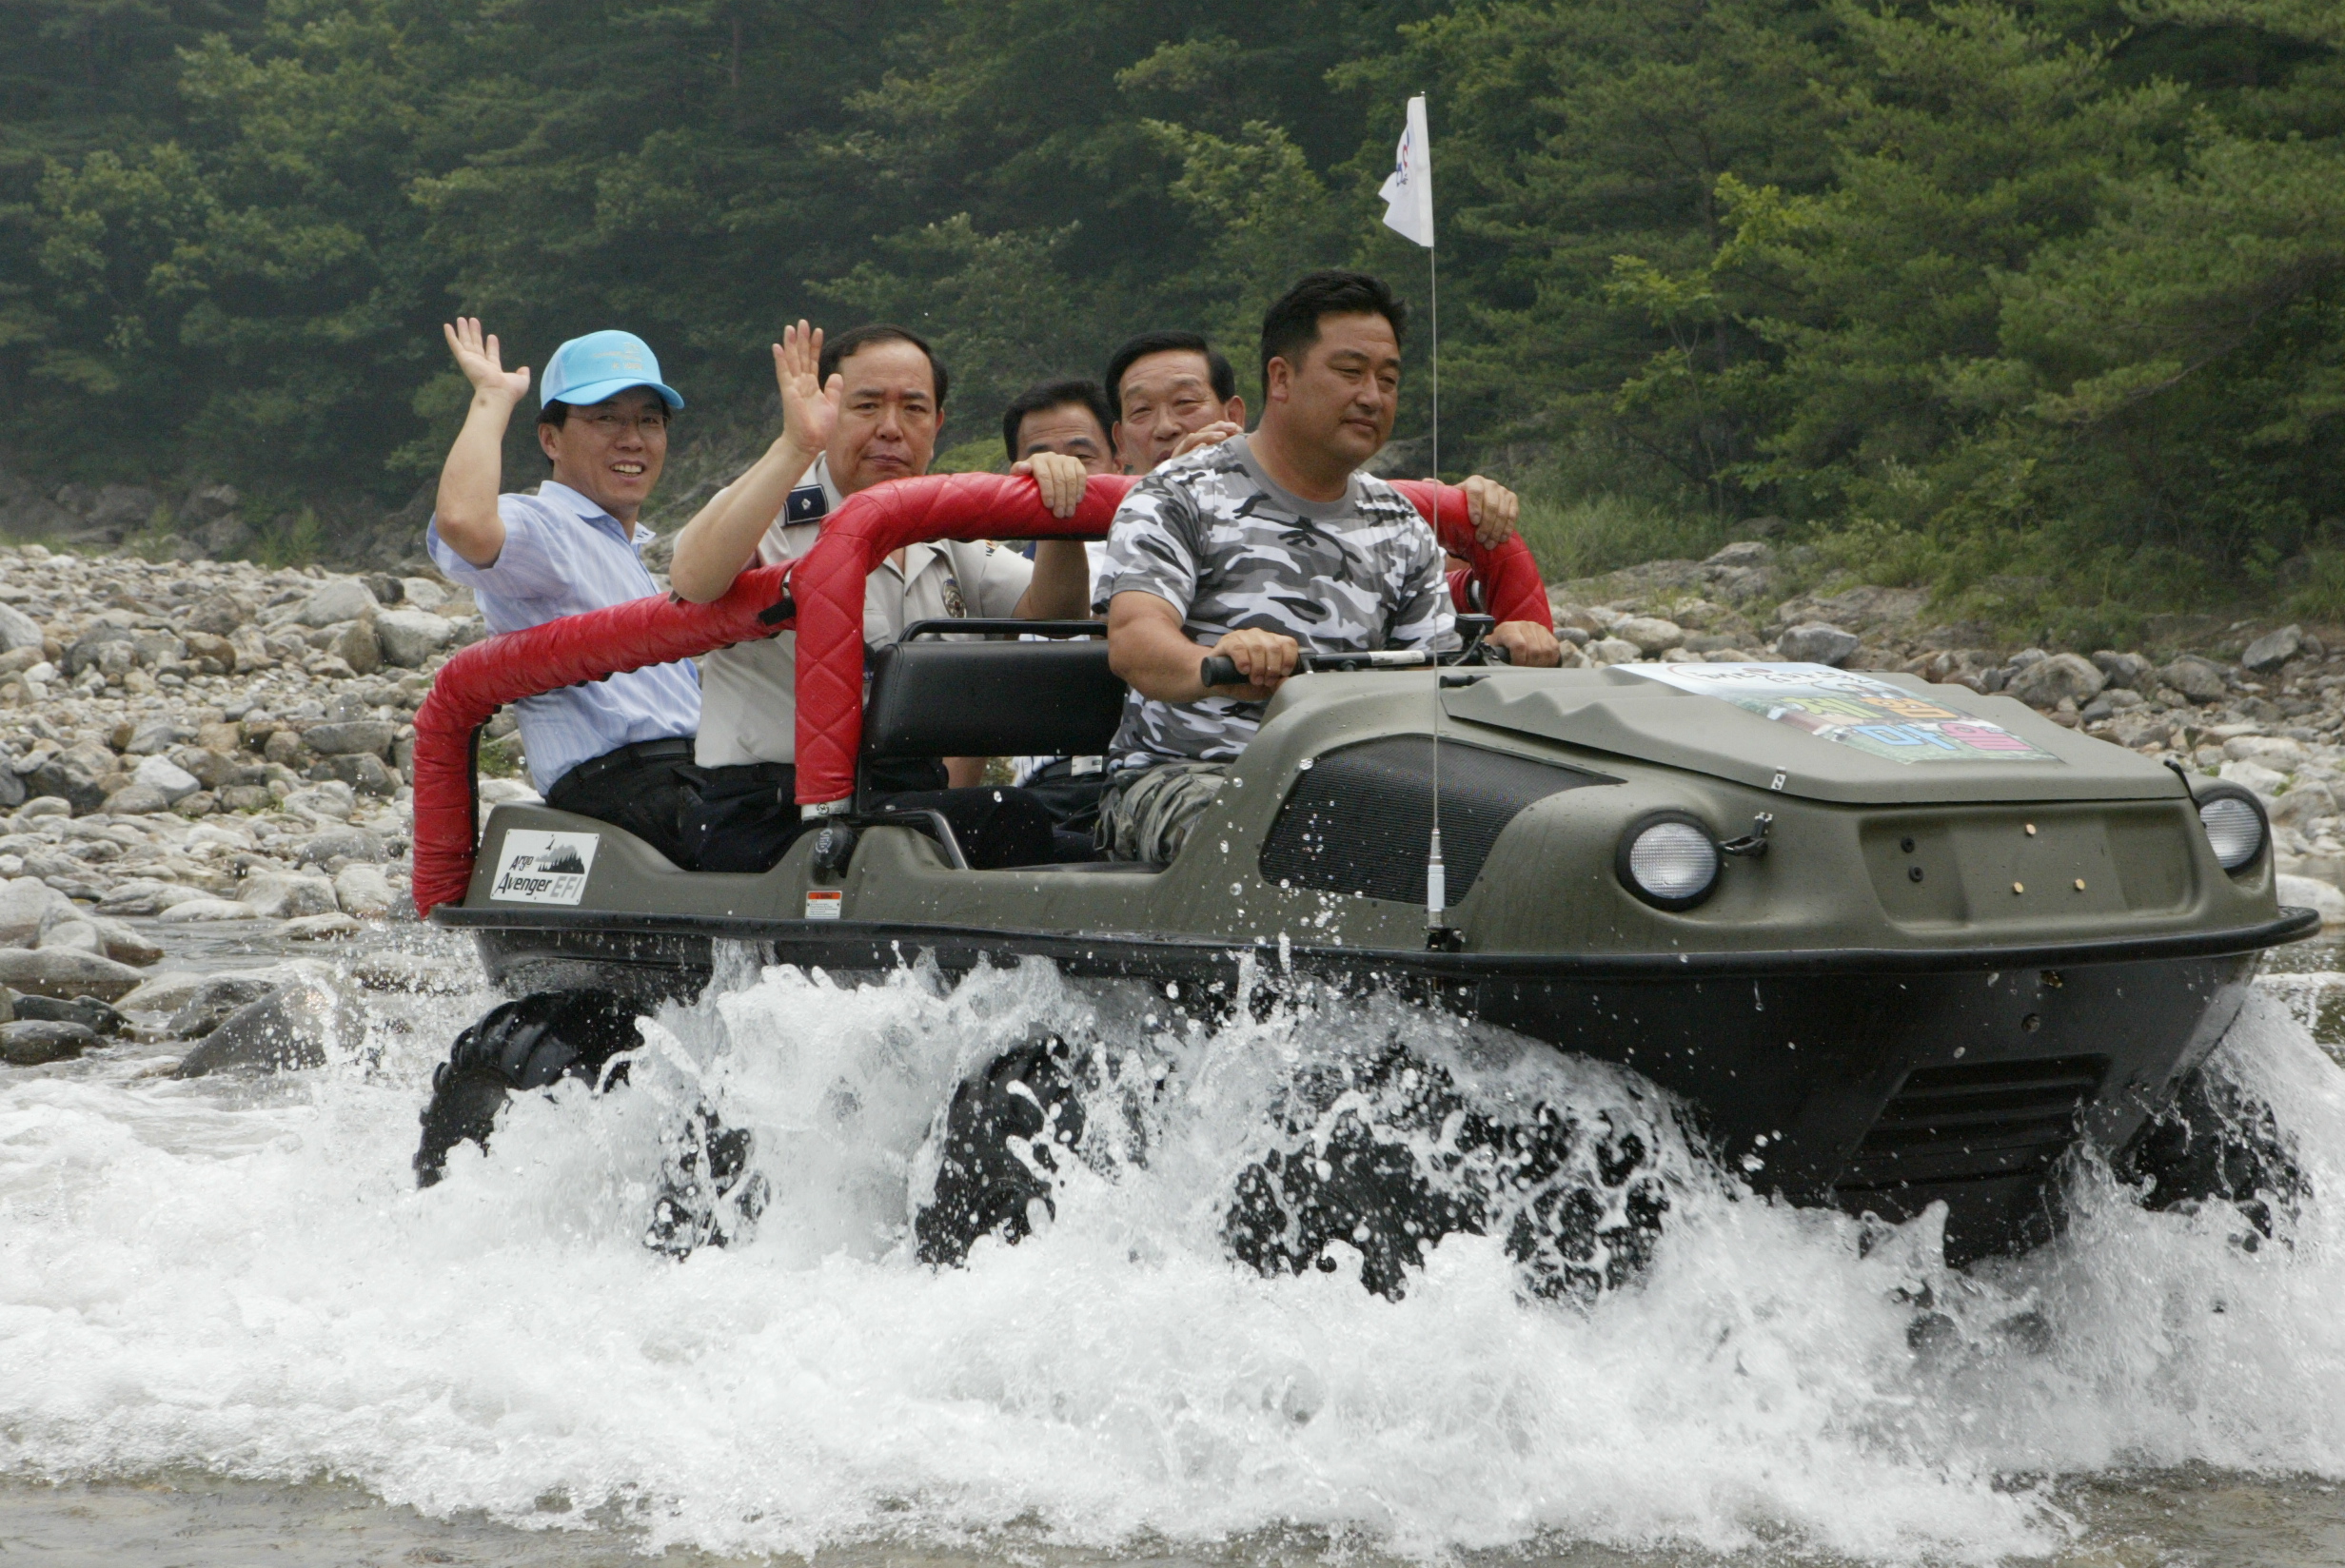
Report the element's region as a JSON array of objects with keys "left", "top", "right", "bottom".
[{"left": 7, "top": 530, "right": 2345, "bottom": 1073}]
